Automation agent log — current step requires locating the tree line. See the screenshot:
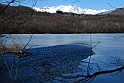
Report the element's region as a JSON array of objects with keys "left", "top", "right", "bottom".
[{"left": 0, "top": 4, "right": 124, "bottom": 34}]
